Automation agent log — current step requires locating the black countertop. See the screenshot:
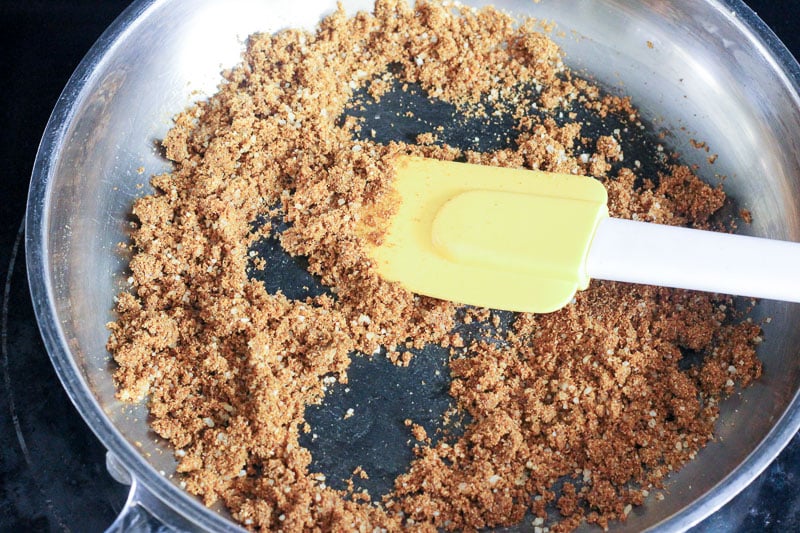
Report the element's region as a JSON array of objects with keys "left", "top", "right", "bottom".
[{"left": 1, "top": 1, "right": 799, "bottom": 531}]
